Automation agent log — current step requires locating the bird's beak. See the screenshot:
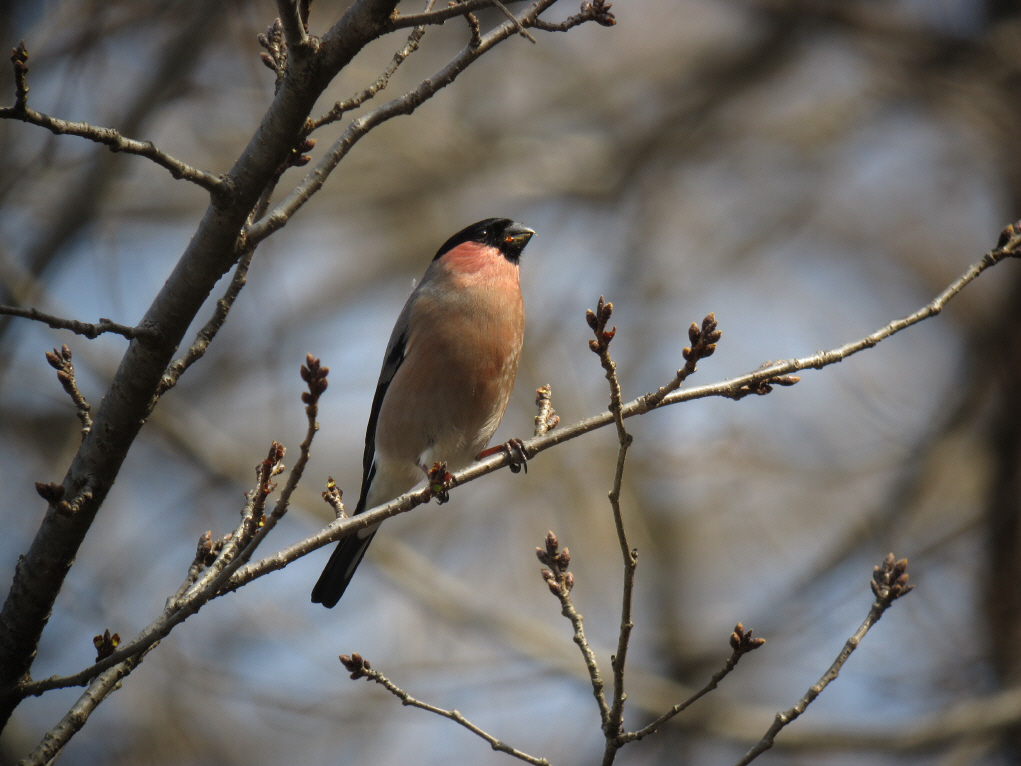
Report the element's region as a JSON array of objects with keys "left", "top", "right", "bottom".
[{"left": 504, "top": 222, "right": 535, "bottom": 250}]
